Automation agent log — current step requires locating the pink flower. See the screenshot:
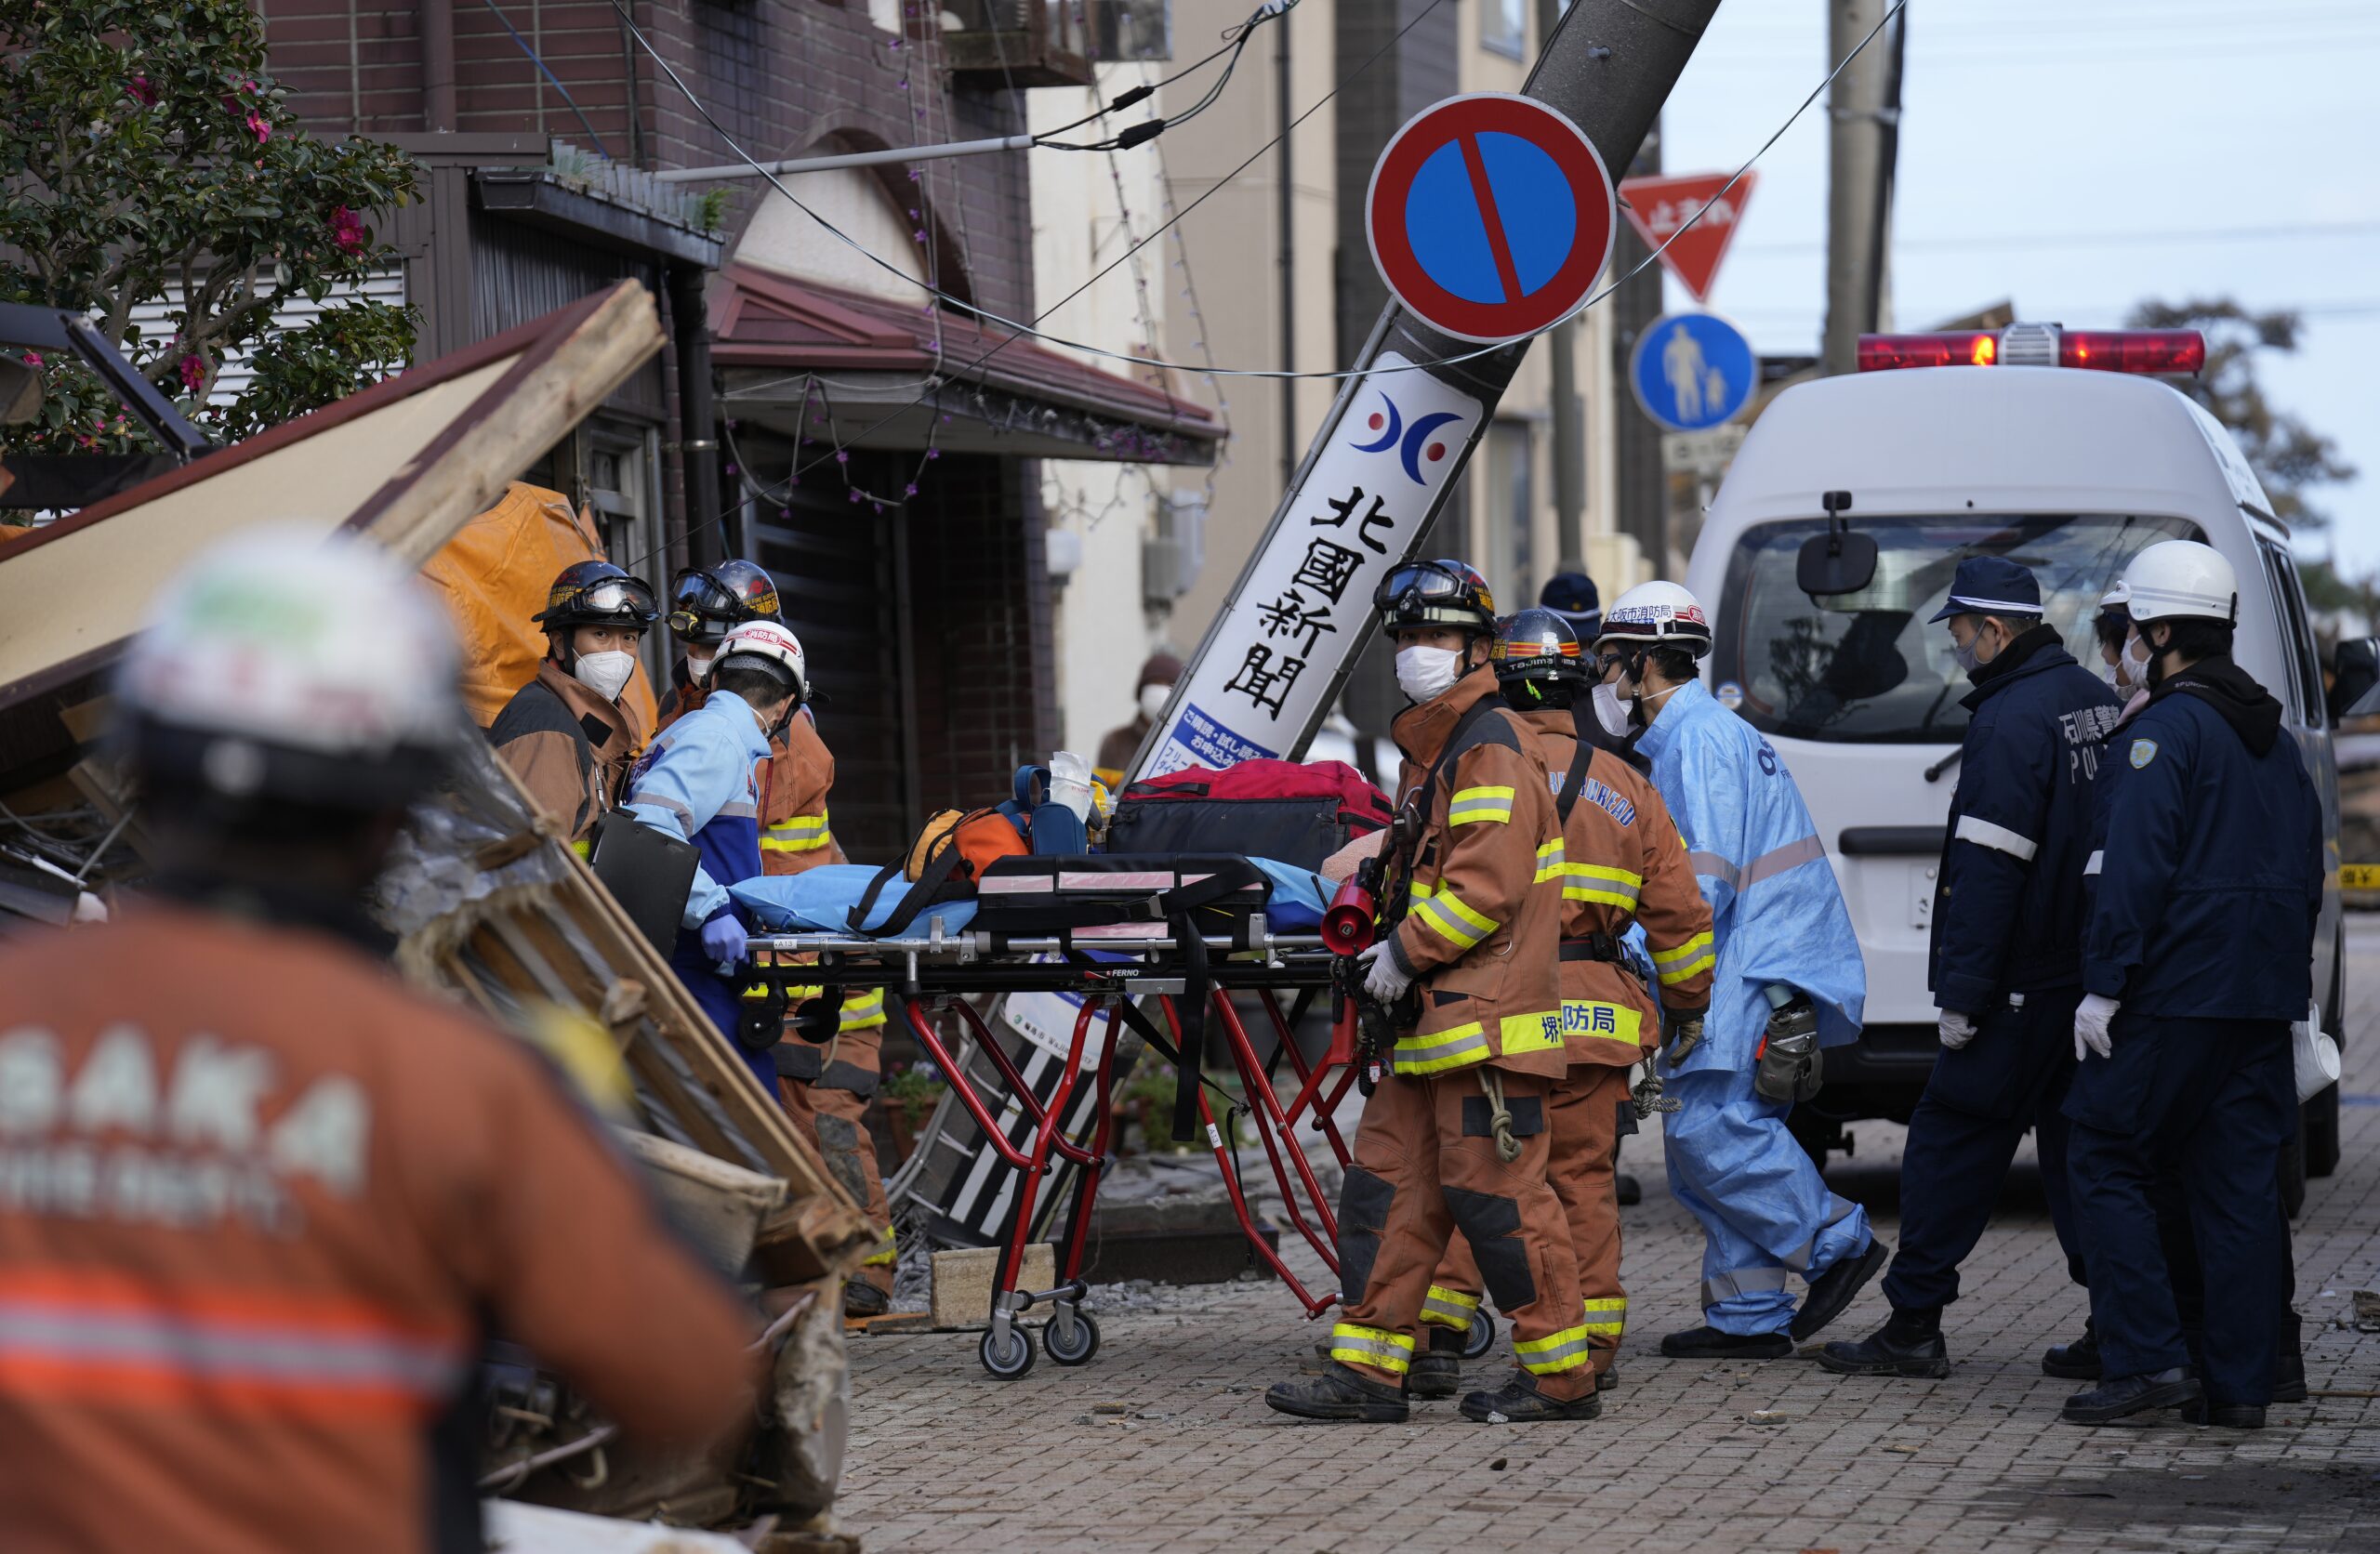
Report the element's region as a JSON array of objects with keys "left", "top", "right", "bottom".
[
  {"left": 328, "top": 204, "right": 365, "bottom": 254},
  {"left": 244, "top": 109, "right": 271, "bottom": 144},
  {"left": 126, "top": 75, "right": 157, "bottom": 107},
  {"left": 20, "top": 351, "right": 41, "bottom": 368},
  {"left": 178, "top": 354, "right": 205, "bottom": 392}
]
